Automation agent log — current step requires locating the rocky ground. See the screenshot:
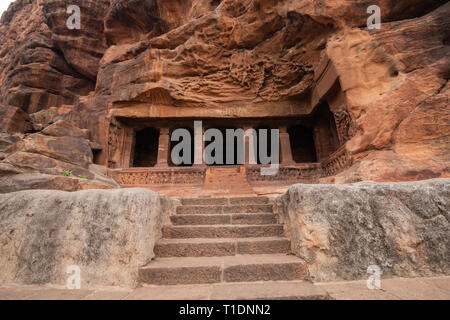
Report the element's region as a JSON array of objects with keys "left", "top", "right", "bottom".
[{"left": 0, "top": 276, "right": 448, "bottom": 300}]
